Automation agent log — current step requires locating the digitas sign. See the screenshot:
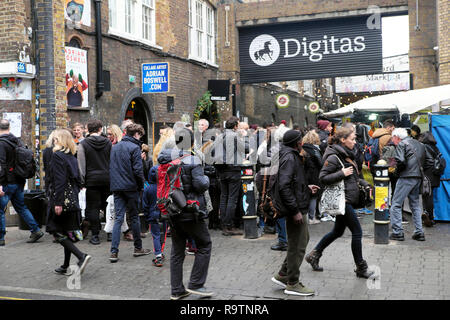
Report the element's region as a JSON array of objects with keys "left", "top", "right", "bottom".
[{"left": 239, "top": 16, "right": 382, "bottom": 83}]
